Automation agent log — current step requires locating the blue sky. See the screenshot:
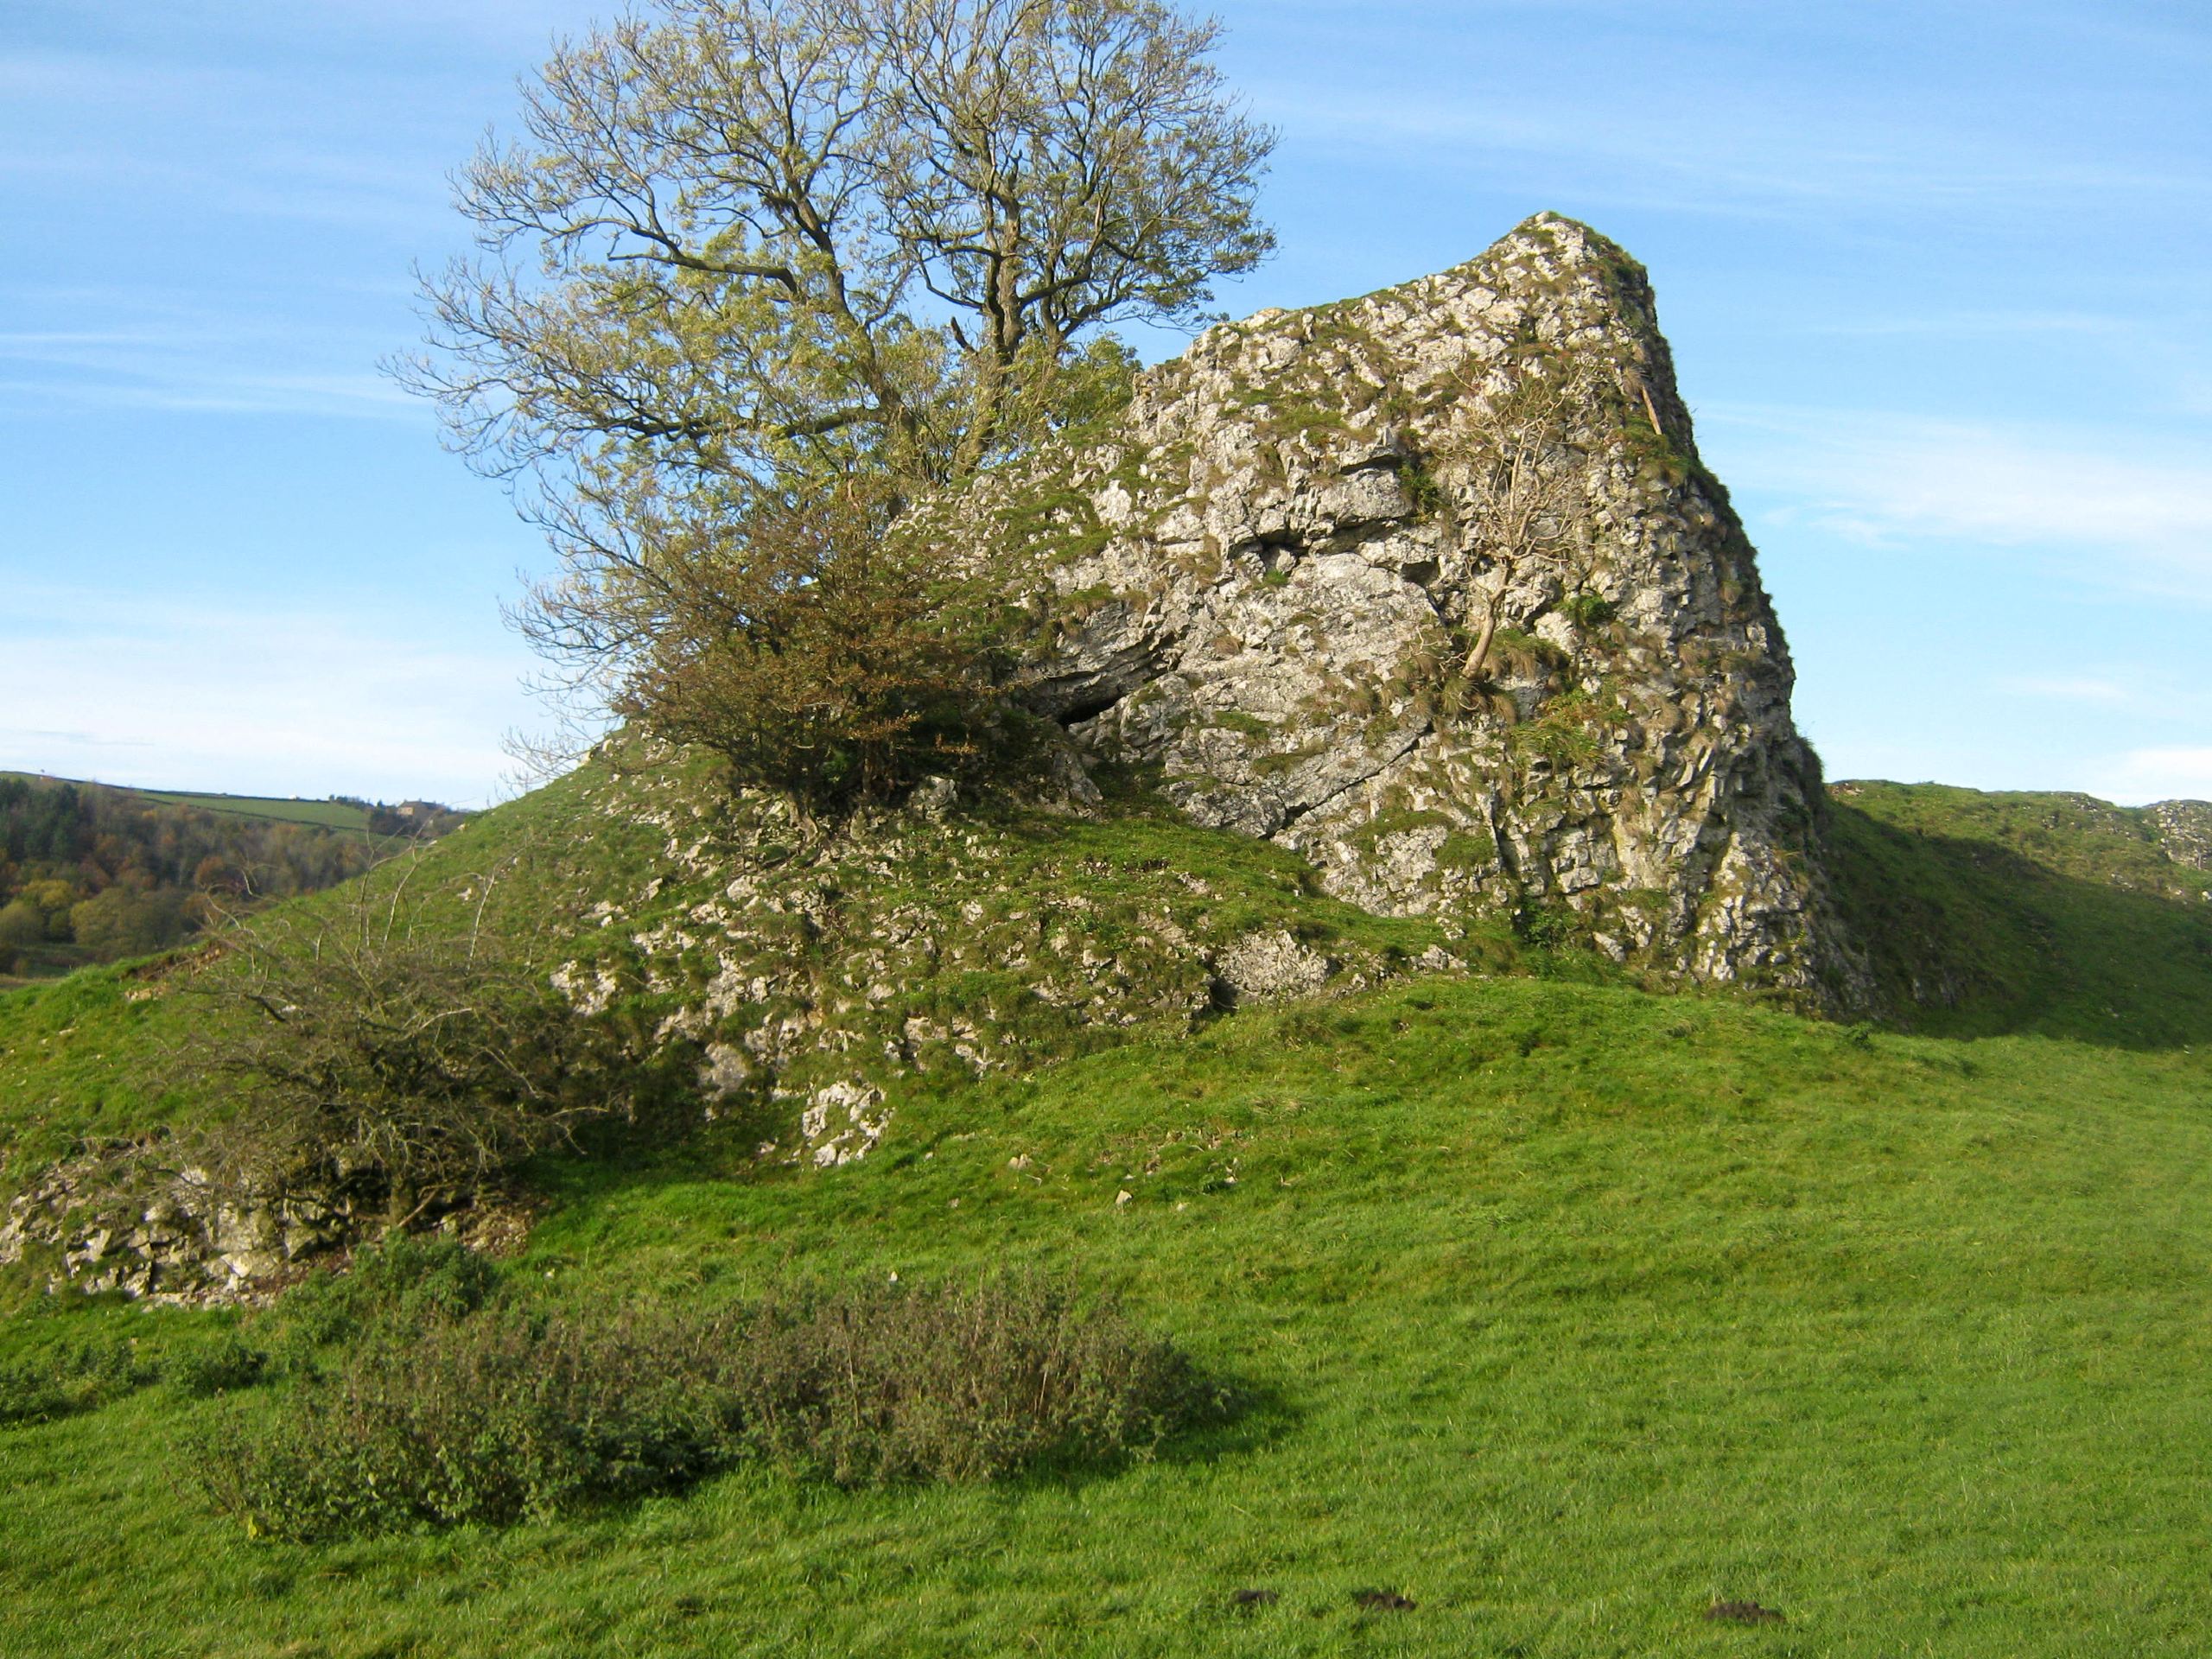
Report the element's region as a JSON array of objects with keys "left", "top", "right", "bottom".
[{"left": 2, "top": 0, "right": 2207, "bottom": 808}]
